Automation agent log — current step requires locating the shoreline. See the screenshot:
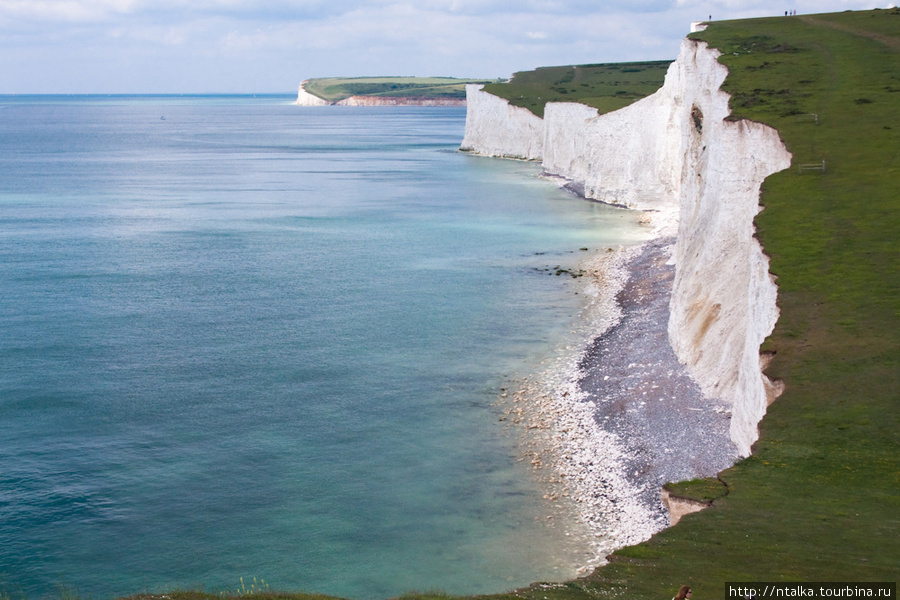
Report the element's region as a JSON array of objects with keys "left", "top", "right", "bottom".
[{"left": 506, "top": 209, "right": 738, "bottom": 571}]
